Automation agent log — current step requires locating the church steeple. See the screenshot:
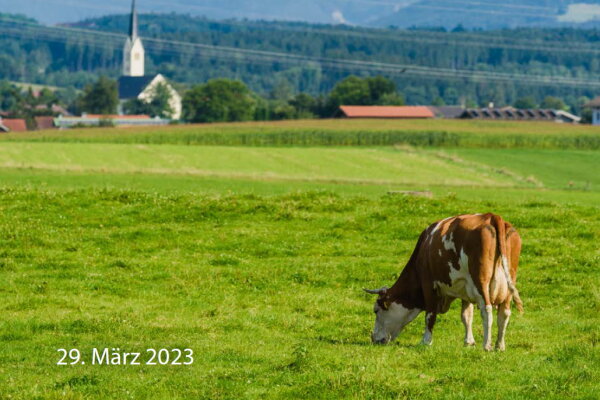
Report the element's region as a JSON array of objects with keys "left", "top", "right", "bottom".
[
  {"left": 129, "top": 0, "right": 138, "bottom": 40},
  {"left": 123, "top": 0, "right": 144, "bottom": 77}
]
